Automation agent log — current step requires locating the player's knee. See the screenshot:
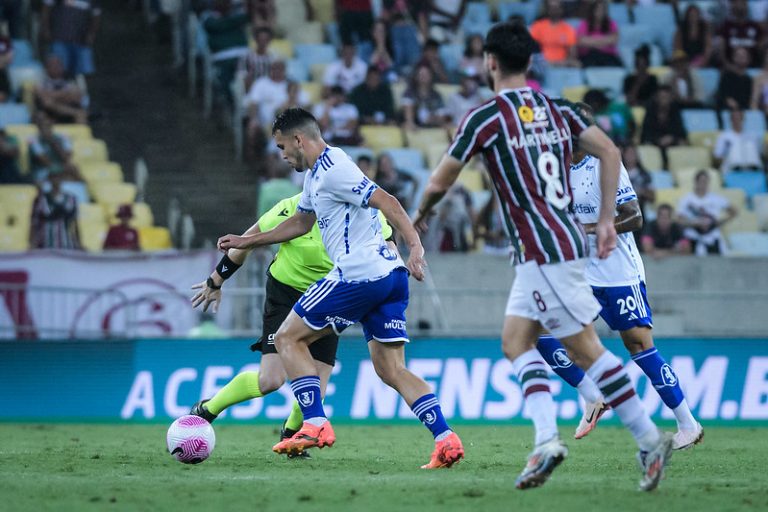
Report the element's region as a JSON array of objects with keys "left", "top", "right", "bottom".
[
  {"left": 258, "top": 372, "right": 284, "bottom": 394},
  {"left": 372, "top": 359, "right": 403, "bottom": 388}
]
